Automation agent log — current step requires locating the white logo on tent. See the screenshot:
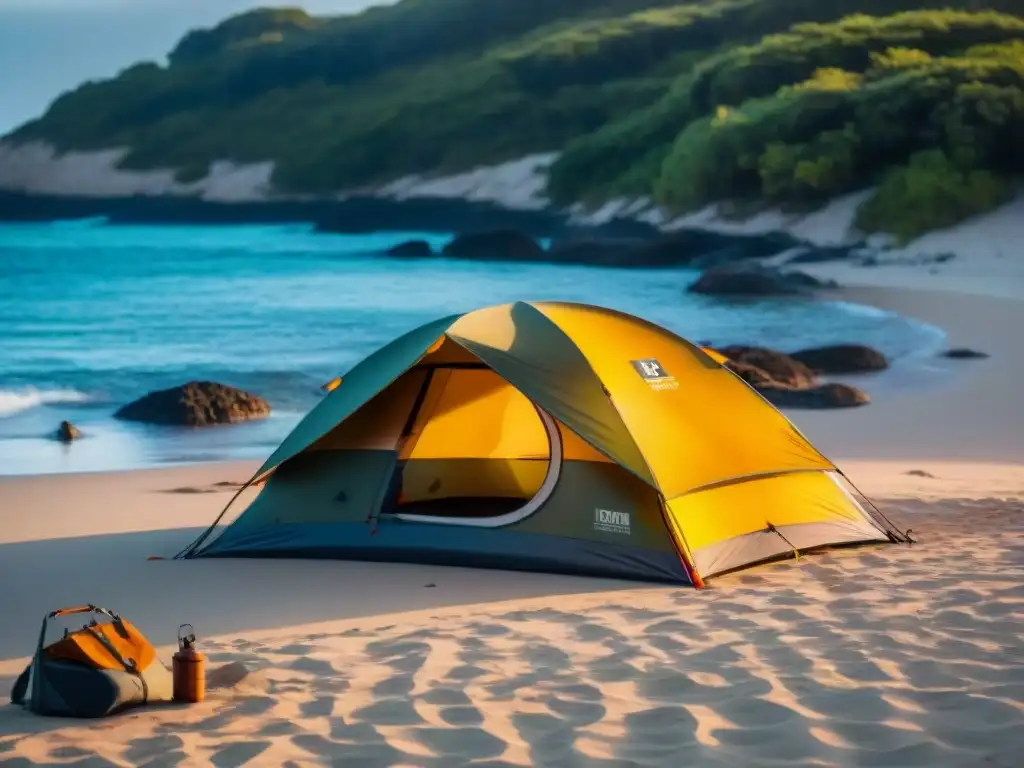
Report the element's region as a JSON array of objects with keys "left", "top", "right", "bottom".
[
  {"left": 630, "top": 358, "right": 679, "bottom": 390},
  {"left": 640, "top": 360, "right": 661, "bottom": 378},
  {"left": 594, "top": 508, "right": 631, "bottom": 535}
]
